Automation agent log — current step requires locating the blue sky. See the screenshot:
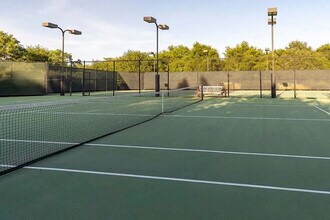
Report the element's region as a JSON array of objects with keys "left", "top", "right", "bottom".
[{"left": 1, "top": 0, "right": 330, "bottom": 61}]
